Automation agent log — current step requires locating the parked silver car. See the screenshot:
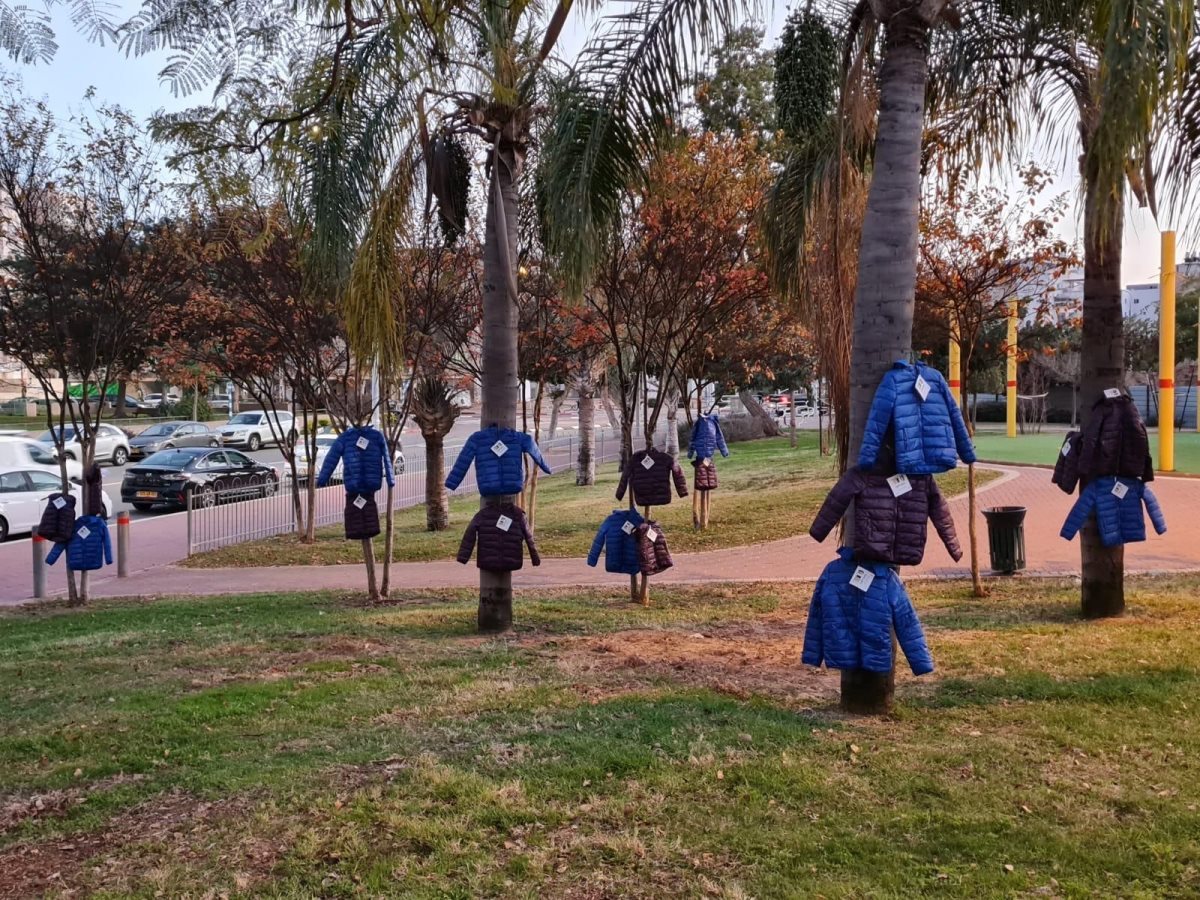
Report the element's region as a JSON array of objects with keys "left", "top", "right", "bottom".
[
  {"left": 220, "top": 411, "right": 295, "bottom": 452},
  {"left": 36, "top": 424, "right": 132, "bottom": 466},
  {"left": 129, "top": 421, "right": 221, "bottom": 460}
]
